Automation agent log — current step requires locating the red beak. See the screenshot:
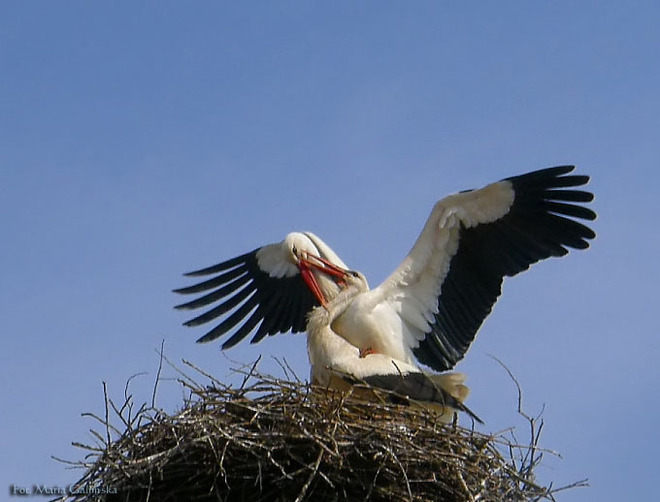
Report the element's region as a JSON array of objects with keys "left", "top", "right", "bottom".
[{"left": 298, "top": 254, "right": 348, "bottom": 306}]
